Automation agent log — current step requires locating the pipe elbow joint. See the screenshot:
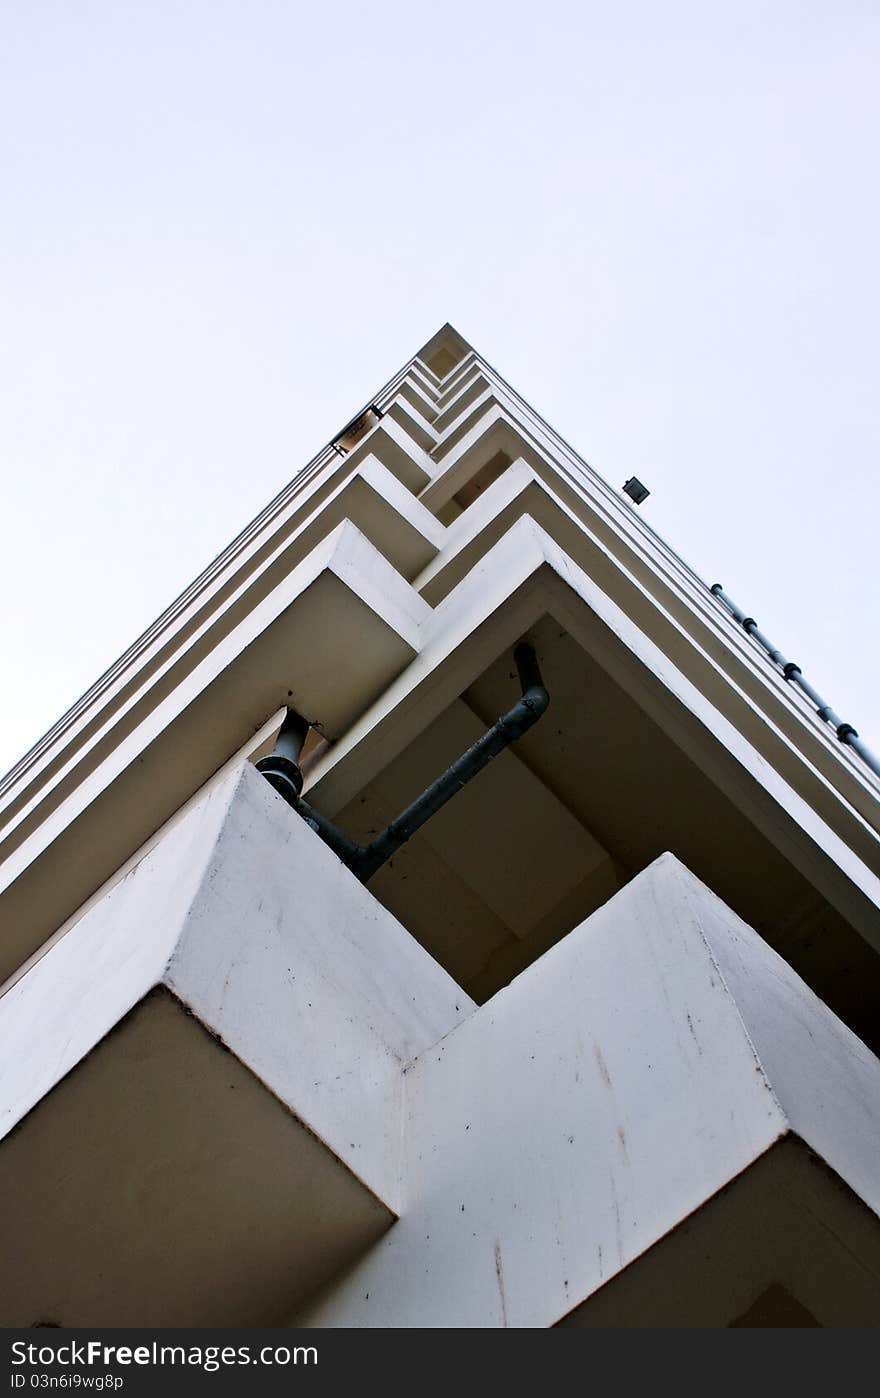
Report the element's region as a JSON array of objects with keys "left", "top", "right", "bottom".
[{"left": 523, "top": 684, "right": 550, "bottom": 721}]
